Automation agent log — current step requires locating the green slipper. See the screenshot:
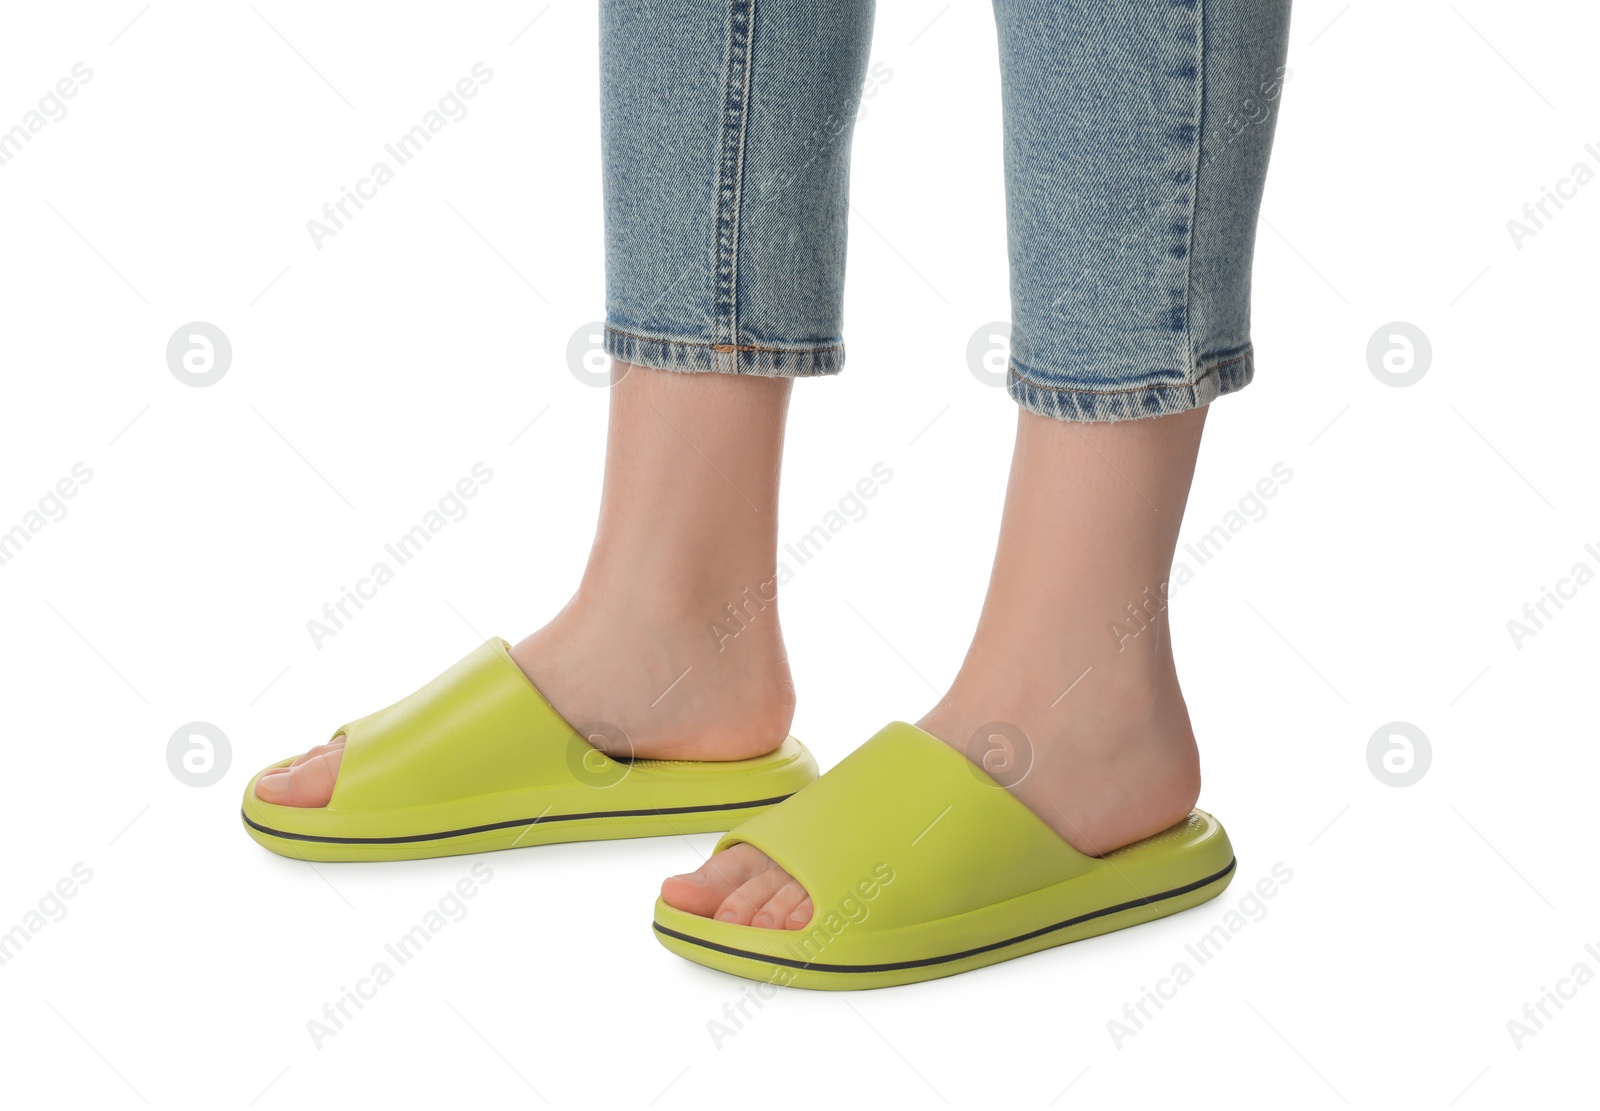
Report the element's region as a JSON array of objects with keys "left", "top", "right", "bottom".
[
  {"left": 653, "top": 722, "right": 1234, "bottom": 989},
  {"left": 241, "top": 637, "right": 816, "bottom": 862}
]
